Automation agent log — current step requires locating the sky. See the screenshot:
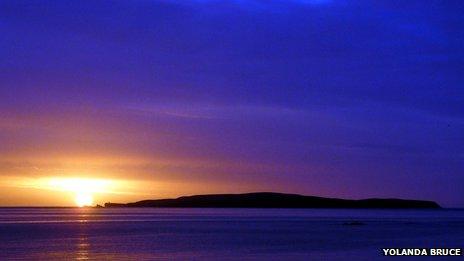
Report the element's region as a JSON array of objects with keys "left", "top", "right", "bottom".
[{"left": 0, "top": 0, "right": 463, "bottom": 207}]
